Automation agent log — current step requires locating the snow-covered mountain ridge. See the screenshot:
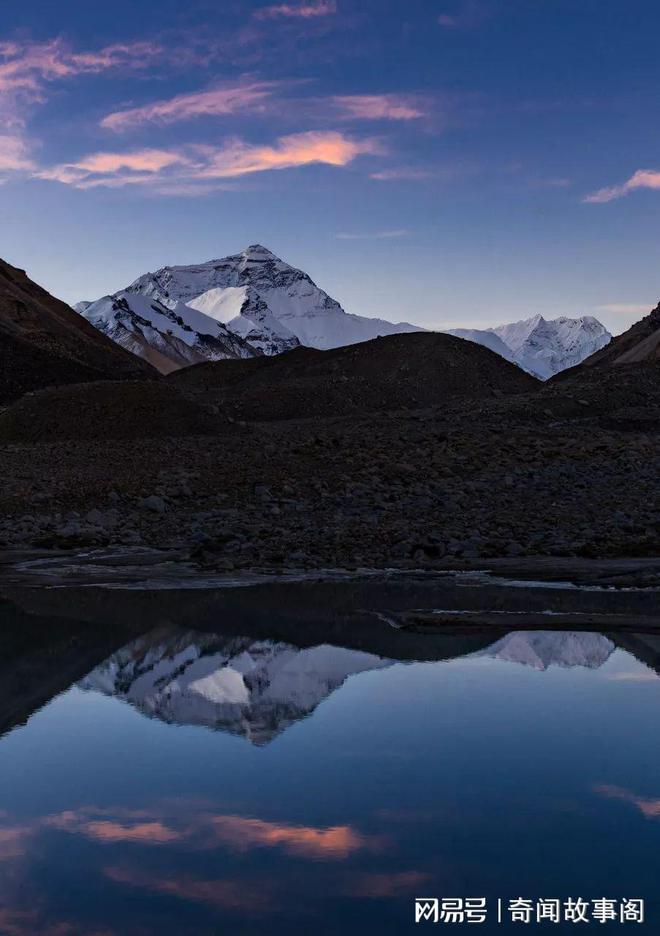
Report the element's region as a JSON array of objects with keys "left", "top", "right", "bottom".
[
  {"left": 448, "top": 314, "right": 611, "bottom": 379},
  {"left": 474, "top": 631, "right": 615, "bottom": 671},
  {"left": 76, "top": 291, "right": 256, "bottom": 374},
  {"left": 77, "top": 245, "right": 423, "bottom": 372},
  {"left": 79, "top": 627, "right": 391, "bottom": 744},
  {"left": 77, "top": 246, "right": 611, "bottom": 378}
]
